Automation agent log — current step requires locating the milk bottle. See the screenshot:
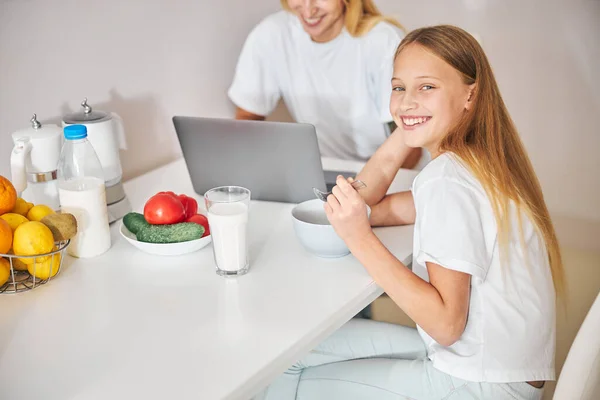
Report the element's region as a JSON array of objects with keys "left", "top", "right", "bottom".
[{"left": 57, "top": 125, "right": 111, "bottom": 258}]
